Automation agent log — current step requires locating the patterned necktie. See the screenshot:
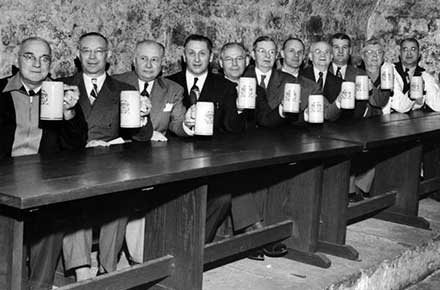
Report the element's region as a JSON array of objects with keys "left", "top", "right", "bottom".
[
  {"left": 141, "top": 82, "right": 149, "bottom": 97},
  {"left": 89, "top": 78, "right": 98, "bottom": 105},
  {"left": 259, "top": 75, "right": 267, "bottom": 90},
  {"left": 336, "top": 66, "right": 342, "bottom": 79},
  {"left": 403, "top": 68, "right": 410, "bottom": 94},
  {"left": 189, "top": 77, "right": 199, "bottom": 105},
  {"left": 317, "top": 72, "right": 324, "bottom": 90}
]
